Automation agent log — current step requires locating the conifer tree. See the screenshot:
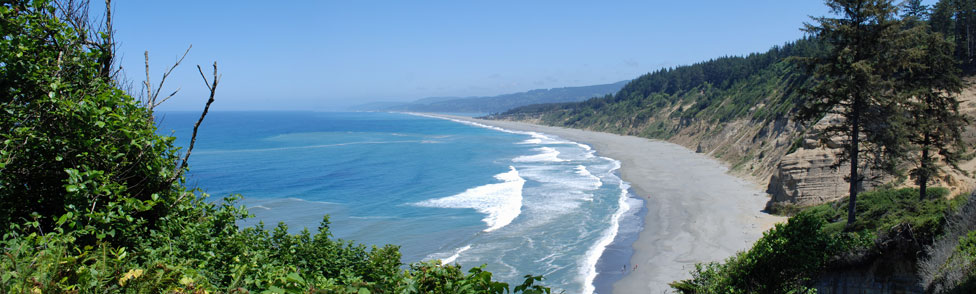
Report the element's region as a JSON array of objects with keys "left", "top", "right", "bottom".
[
  {"left": 898, "top": 23, "right": 968, "bottom": 200},
  {"left": 797, "top": 0, "right": 906, "bottom": 228},
  {"left": 930, "top": 0, "right": 955, "bottom": 36},
  {"left": 902, "top": 0, "right": 930, "bottom": 19}
]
